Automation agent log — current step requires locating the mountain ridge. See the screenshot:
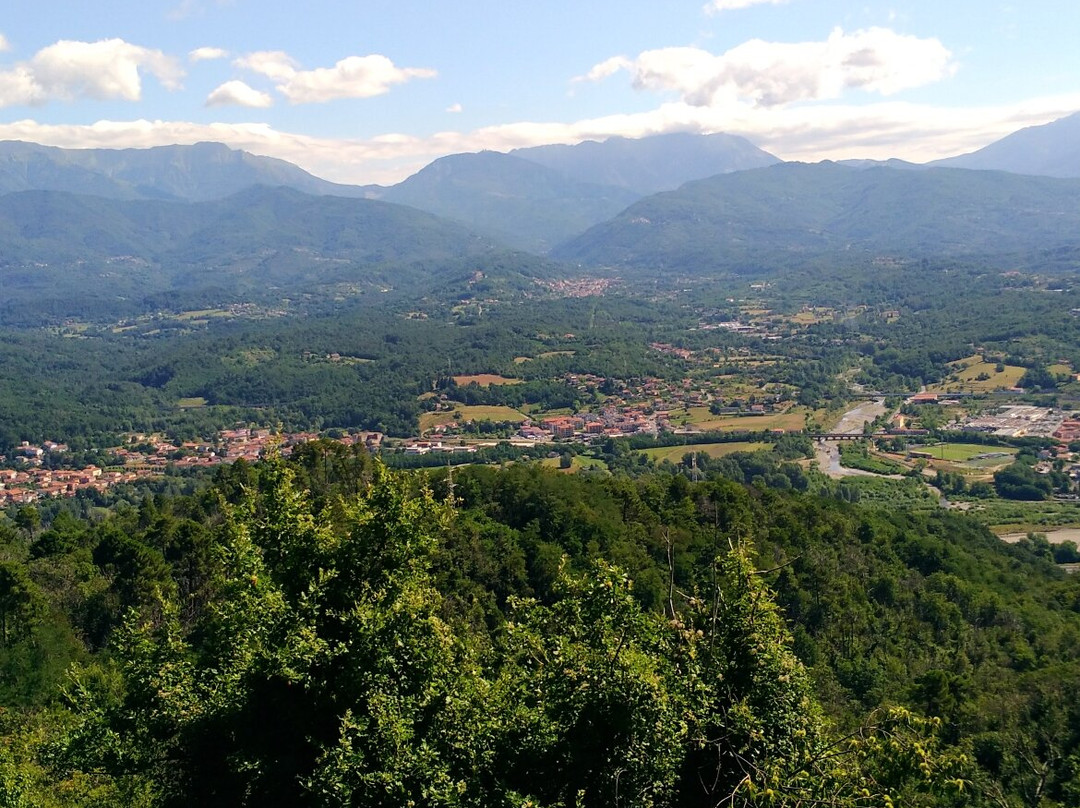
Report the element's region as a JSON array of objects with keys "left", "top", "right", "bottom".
[
  {"left": 0, "top": 140, "right": 373, "bottom": 202},
  {"left": 929, "top": 112, "right": 1080, "bottom": 177},
  {"left": 553, "top": 161, "right": 1080, "bottom": 270},
  {"left": 511, "top": 131, "right": 781, "bottom": 195}
]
